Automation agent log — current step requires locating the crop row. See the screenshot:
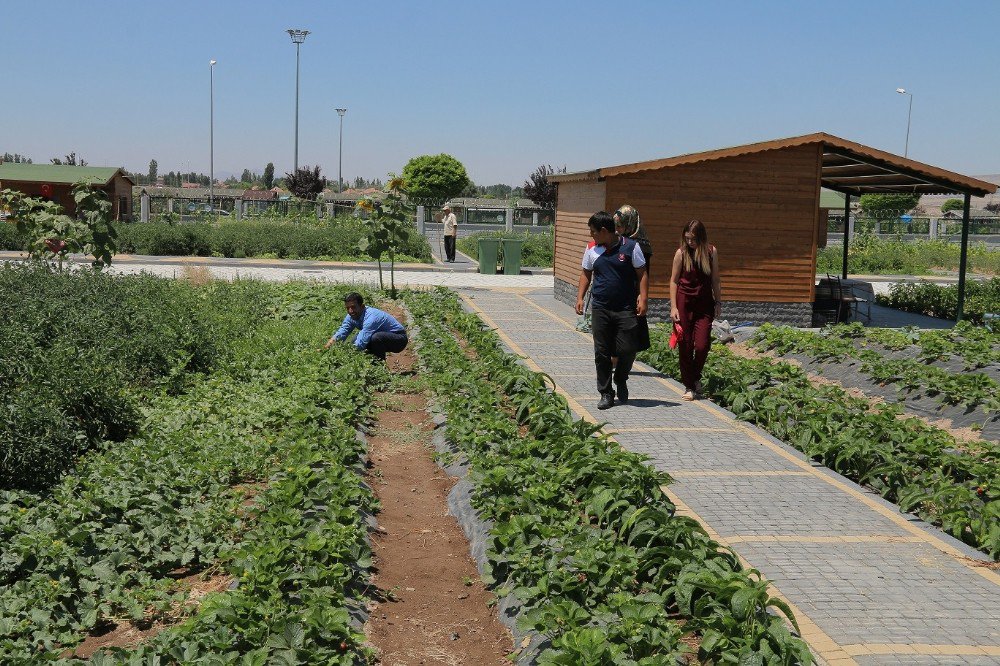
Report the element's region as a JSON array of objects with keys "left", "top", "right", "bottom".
[
  {"left": 844, "top": 321, "right": 1000, "bottom": 370},
  {"left": 640, "top": 332, "right": 1000, "bottom": 560},
  {"left": 0, "top": 279, "right": 379, "bottom": 663},
  {"left": 406, "top": 289, "right": 812, "bottom": 665},
  {"left": 750, "top": 323, "right": 1000, "bottom": 416}
]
